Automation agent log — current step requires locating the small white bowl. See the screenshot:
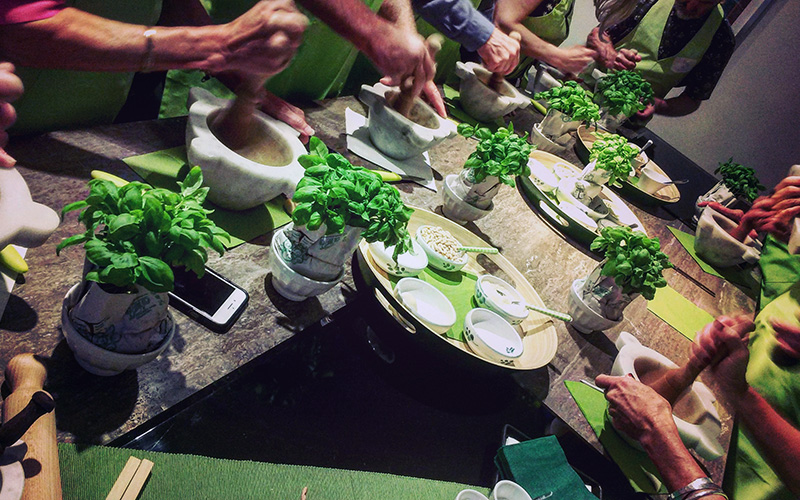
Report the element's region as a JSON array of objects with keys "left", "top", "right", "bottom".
[
  {"left": 490, "top": 480, "right": 532, "bottom": 500},
  {"left": 456, "top": 490, "right": 490, "bottom": 500},
  {"left": 637, "top": 165, "right": 671, "bottom": 195},
  {"left": 463, "top": 308, "right": 524, "bottom": 364},
  {"left": 567, "top": 278, "right": 621, "bottom": 333},
  {"left": 474, "top": 275, "right": 528, "bottom": 326},
  {"left": 394, "top": 277, "right": 457, "bottom": 334},
  {"left": 270, "top": 228, "right": 344, "bottom": 301},
  {"left": 442, "top": 174, "right": 494, "bottom": 225},
  {"left": 526, "top": 158, "right": 558, "bottom": 193},
  {"left": 416, "top": 225, "right": 469, "bottom": 272},
  {"left": 368, "top": 238, "right": 428, "bottom": 277}
]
